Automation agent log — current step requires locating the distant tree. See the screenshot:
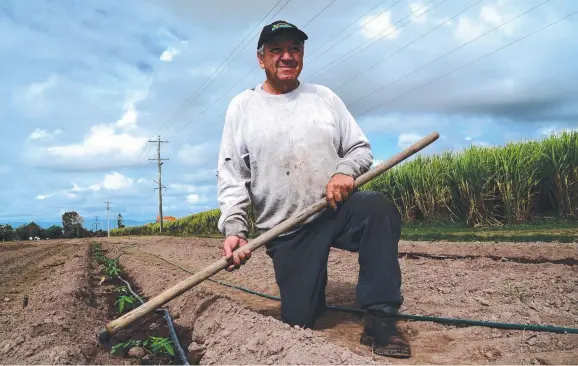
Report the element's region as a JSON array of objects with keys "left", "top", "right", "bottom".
[
  {"left": 45, "top": 225, "right": 63, "bottom": 239},
  {"left": 117, "top": 213, "right": 125, "bottom": 229},
  {"left": 15, "top": 222, "right": 41, "bottom": 240},
  {"left": 62, "top": 211, "right": 84, "bottom": 238},
  {"left": 0, "top": 224, "right": 14, "bottom": 241}
]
